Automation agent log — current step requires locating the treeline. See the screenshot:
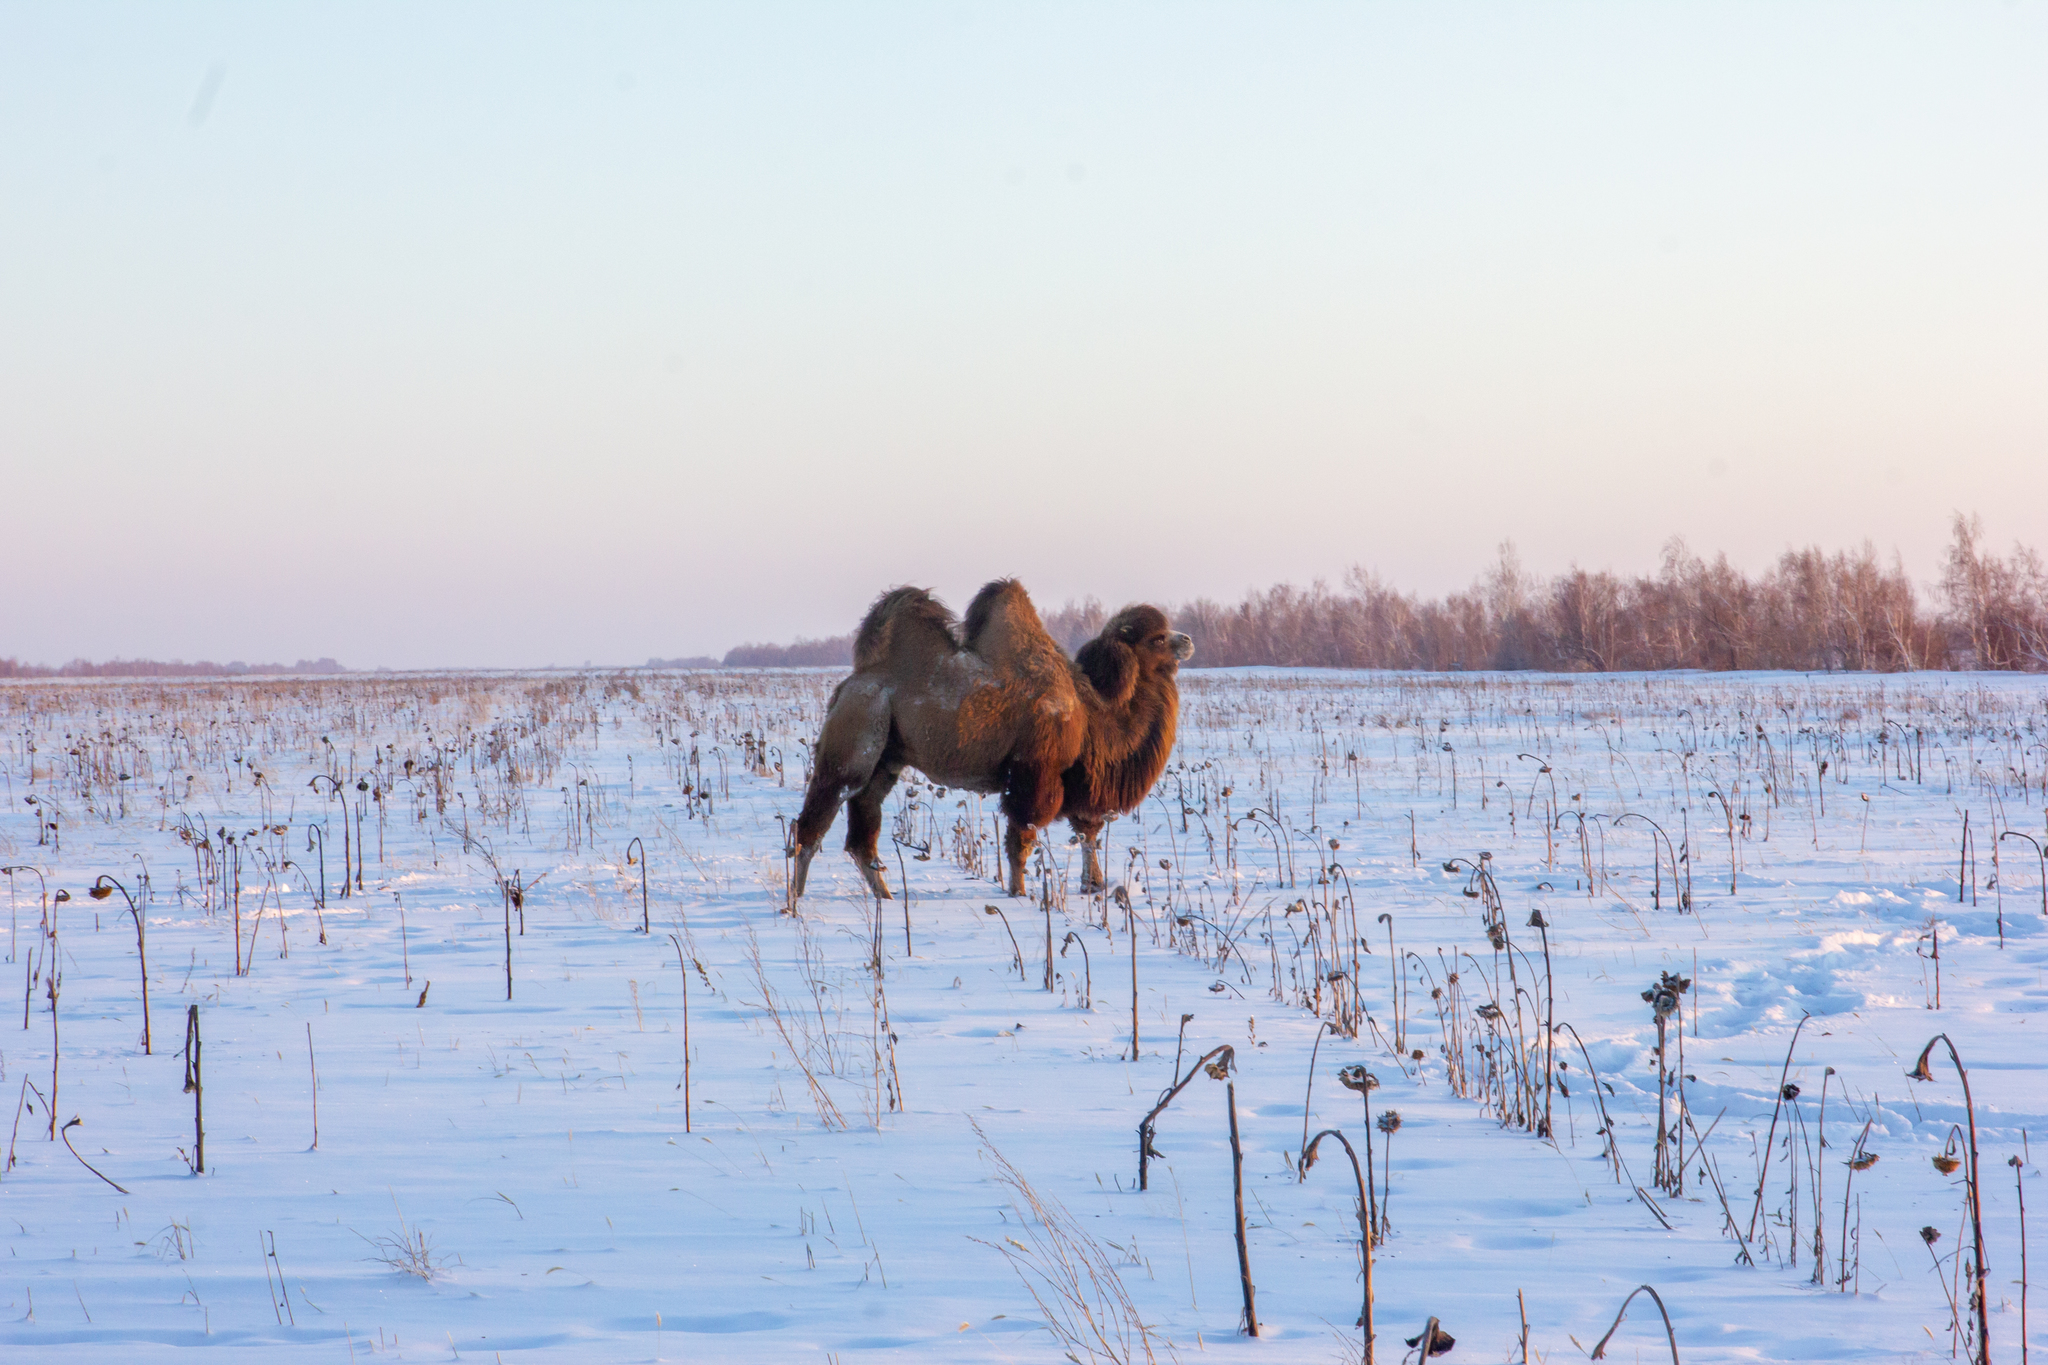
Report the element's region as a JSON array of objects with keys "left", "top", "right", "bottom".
[
  {"left": 1044, "top": 514, "right": 2045, "bottom": 673},
  {"left": 716, "top": 636, "right": 856, "bottom": 668},
  {"left": 0, "top": 656, "right": 348, "bottom": 679},
  {"left": 1140, "top": 515, "right": 2044, "bottom": 672},
  {"left": 648, "top": 640, "right": 855, "bottom": 669},
  {"left": 650, "top": 641, "right": 856, "bottom": 668},
  {"left": 675, "top": 517, "right": 2045, "bottom": 676},
  {"left": 44, "top": 518, "right": 2024, "bottom": 679}
]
